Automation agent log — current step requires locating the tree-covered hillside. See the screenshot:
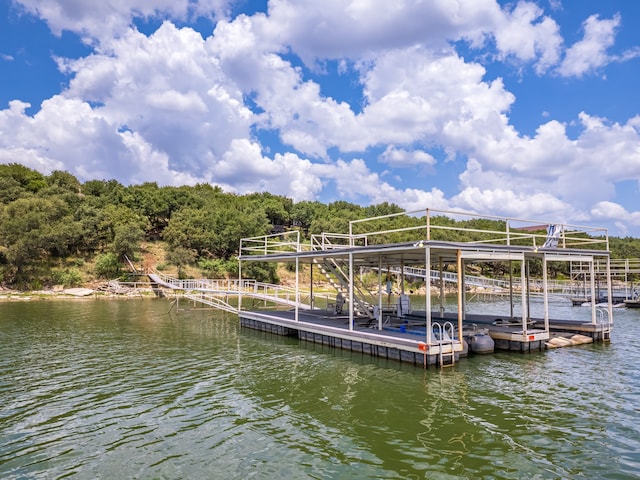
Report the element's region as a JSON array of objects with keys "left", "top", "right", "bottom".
[{"left": 1, "top": 163, "right": 639, "bottom": 289}]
